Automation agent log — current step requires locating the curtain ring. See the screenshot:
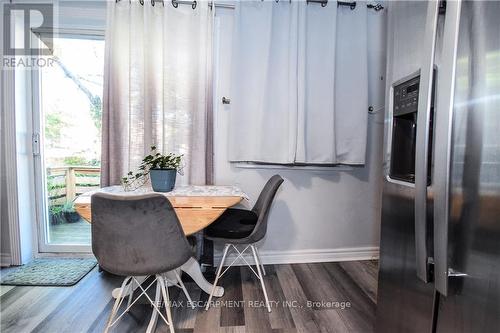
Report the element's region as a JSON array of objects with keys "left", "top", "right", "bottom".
[
  {"left": 139, "top": 0, "right": 144, "bottom": 5},
  {"left": 171, "top": 0, "right": 178, "bottom": 8},
  {"left": 192, "top": 0, "right": 197, "bottom": 9}
]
